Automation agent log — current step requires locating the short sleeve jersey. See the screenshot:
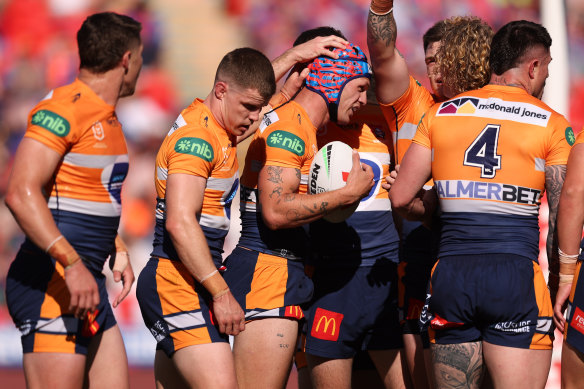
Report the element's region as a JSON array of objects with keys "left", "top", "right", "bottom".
[
  {"left": 380, "top": 76, "right": 436, "bottom": 165},
  {"left": 413, "top": 84, "right": 573, "bottom": 259},
  {"left": 239, "top": 101, "right": 318, "bottom": 257},
  {"left": 151, "top": 99, "right": 239, "bottom": 265},
  {"left": 22, "top": 79, "right": 128, "bottom": 269},
  {"left": 310, "top": 104, "right": 400, "bottom": 265},
  {"left": 379, "top": 76, "right": 438, "bottom": 262}
]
